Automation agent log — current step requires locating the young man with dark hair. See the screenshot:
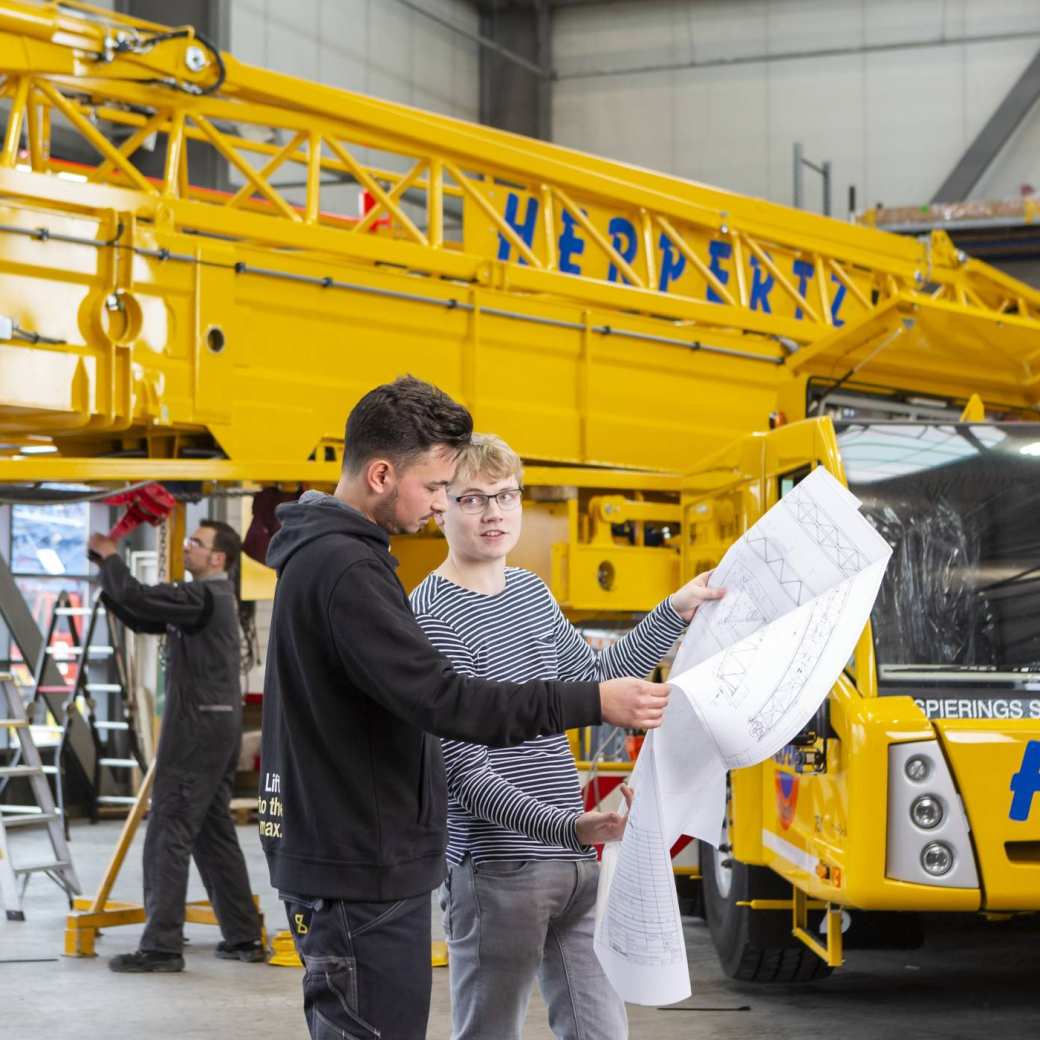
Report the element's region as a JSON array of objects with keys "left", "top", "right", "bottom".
[
  {"left": 88, "top": 519, "right": 264, "bottom": 973},
  {"left": 260, "top": 375, "right": 670, "bottom": 1040}
]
